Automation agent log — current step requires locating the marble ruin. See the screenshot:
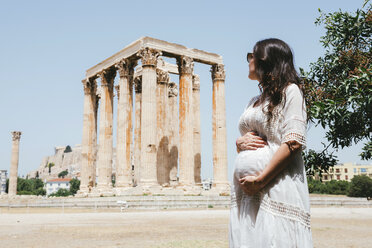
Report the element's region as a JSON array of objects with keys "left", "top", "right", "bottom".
[
  {"left": 8, "top": 131, "right": 21, "bottom": 196},
  {"left": 79, "top": 37, "right": 228, "bottom": 196}
]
